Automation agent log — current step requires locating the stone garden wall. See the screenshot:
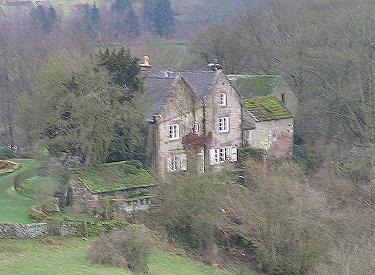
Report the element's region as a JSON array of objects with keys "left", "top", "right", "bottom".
[
  {"left": 70, "top": 177, "right": 155, "bottom": 214},
  {"left": 0, "top": 220, "right": 129, "bottom": 239},
  {"left": 0, "top": 222, "right": 48, "bottom": 239}
]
